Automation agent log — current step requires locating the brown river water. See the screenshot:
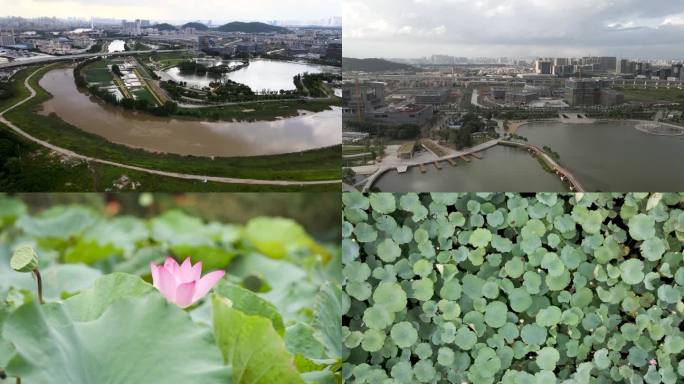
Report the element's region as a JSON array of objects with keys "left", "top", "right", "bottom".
[{"left": 38, "top": 67, "right": 341, "bottom": 157}]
